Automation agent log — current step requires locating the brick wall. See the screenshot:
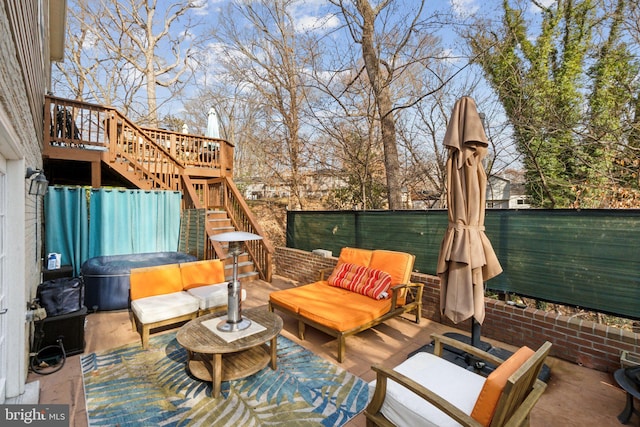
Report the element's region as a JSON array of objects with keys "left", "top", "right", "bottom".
[
  {"left": 275, "top": 246, "right": 638, "bottom": 373},
  {"left": 275, "top": 247, "right": 338, "bottom": 284}
]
